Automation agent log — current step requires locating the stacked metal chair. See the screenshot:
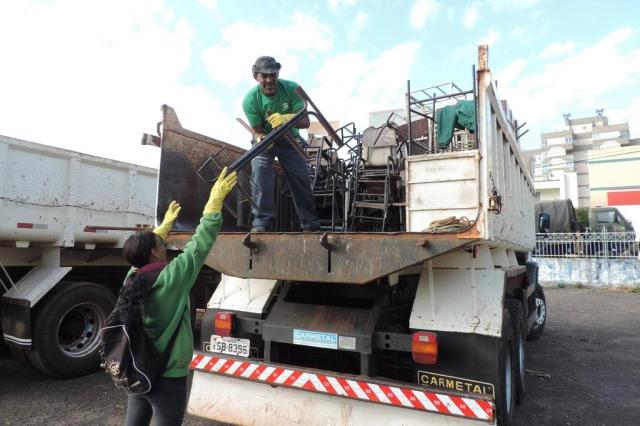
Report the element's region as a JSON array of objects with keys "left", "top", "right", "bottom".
[{"left": 349, "top": 125, "right": 404, "bottom": 231}]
